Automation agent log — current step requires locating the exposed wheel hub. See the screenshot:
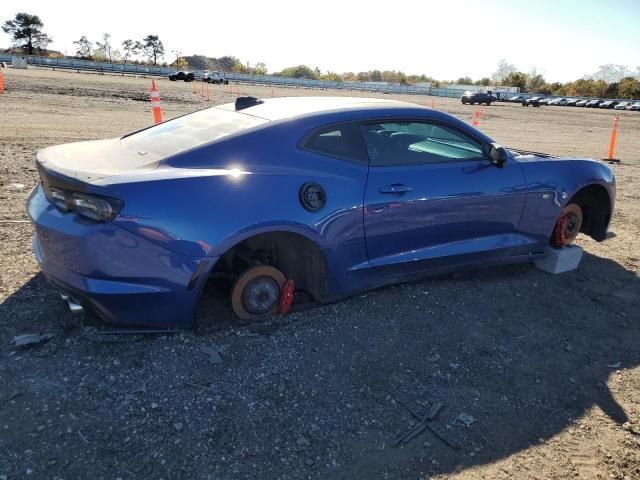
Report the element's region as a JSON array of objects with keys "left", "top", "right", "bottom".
[
  {"left": 564, "top": 212, "right": 579, "bottom": 238},
  {"left": 241, "top": 275, "right": 280, "bottom": 315}
]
